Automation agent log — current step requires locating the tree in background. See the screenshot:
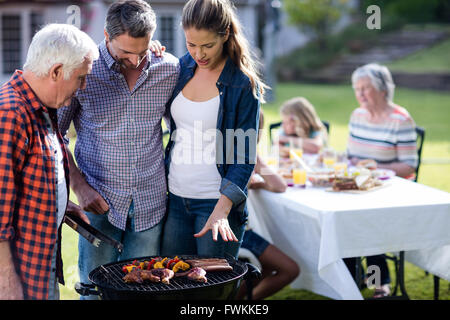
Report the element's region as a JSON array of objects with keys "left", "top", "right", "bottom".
[
  {"left": 283, "top": 0, "right": 349, "bottom": 50},
  {"left": 360, "top": 0, "right": 450, "bottom": 24}
]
